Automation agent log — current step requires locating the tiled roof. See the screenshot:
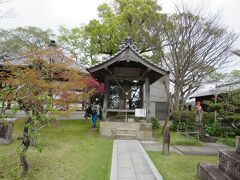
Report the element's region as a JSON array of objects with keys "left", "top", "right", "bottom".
[
  {"left": 190, "top": 81, "right": 240, "bottom": 98},
  {"left": 87, "top": 37, "right": 169, "bottom": 74}
]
